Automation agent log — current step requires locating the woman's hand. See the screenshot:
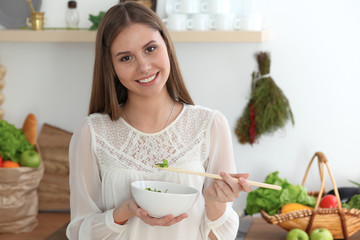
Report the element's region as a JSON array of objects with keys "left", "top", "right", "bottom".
[
  {"left": 128, "top": 199, "right": 188, "bottom": 226},
  {"left": 205, "top": 172, "right": 251, "bottom": 204},
  {"left": 204, "top": 172, "right": 252, "bottom": 239}
]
